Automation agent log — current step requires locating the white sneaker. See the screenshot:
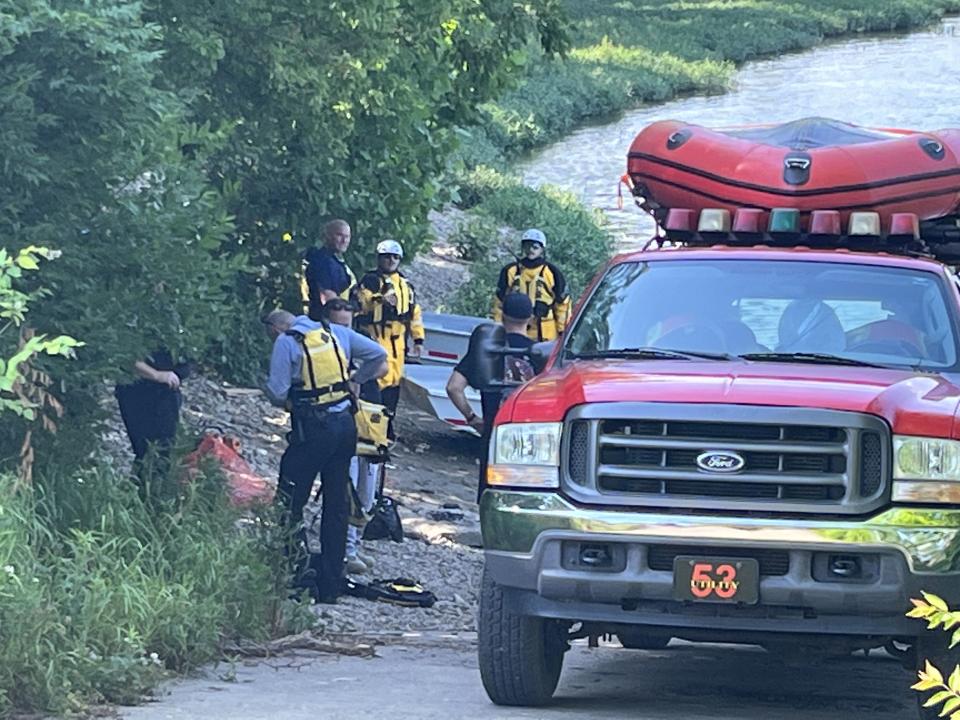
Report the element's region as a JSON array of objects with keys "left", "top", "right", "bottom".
[{"left": 345, "top": 556, "right": 368, "bottom": 575}]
